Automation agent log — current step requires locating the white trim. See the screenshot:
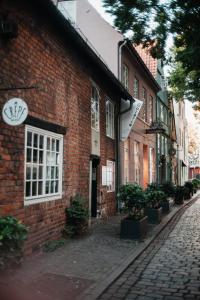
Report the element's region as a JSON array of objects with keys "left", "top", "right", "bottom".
[
  {"left": 24, "top": 195, "right": 62, "bottom": 206},
  {"left": 24, "top": 125, "right": 63, "bottom": 205}
]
